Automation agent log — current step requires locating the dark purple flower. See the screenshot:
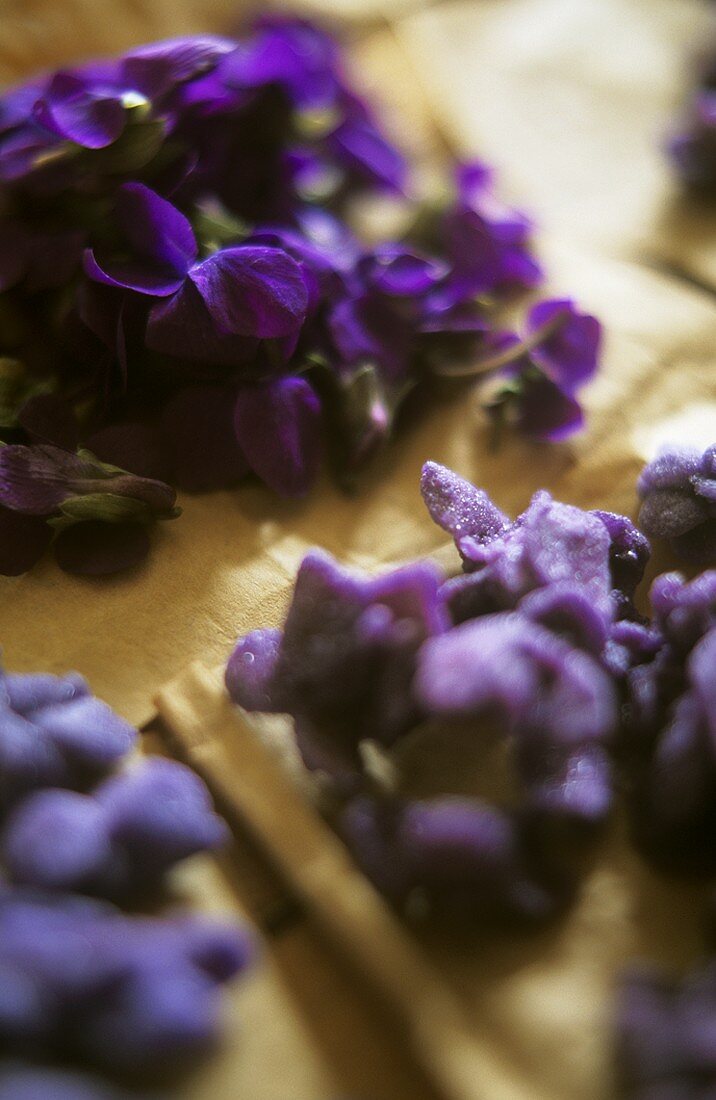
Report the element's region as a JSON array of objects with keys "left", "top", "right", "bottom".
[
  {"left": 120, "top": 35, "right": 237, "bottom": 102},
  {"left": 32, "top": 72, "right": 129, "bottom": 150},
  {"left": 84, "top": 183, "right": 198, "bottom": 296},
  {"left": 233, "top": 376, "right": 322, "bottom": 497},
  {"left": 436, "top": 159, "right": 542, "bottom": 298},
  {"left": 637, "top": 444, "right": 716, "bottom": 564},
  {"left": 0, "top": 1064, "right": 132, "bottom": 1100},
  {"left": 482, "top": 299, "right": 602, "bottom": 442},
  {"left": 145, "top": 241, "right": 309, "bottom": 361}
]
